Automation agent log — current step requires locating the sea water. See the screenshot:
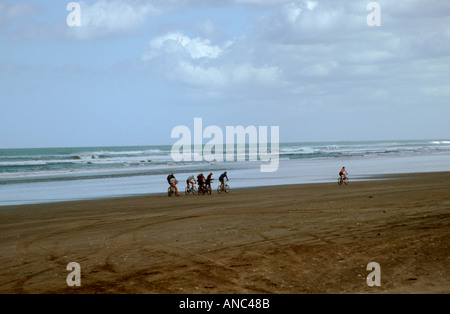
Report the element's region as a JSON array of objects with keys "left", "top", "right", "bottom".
[{"left": 1, "top": 140, "right": 450, "bottom": 206}]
